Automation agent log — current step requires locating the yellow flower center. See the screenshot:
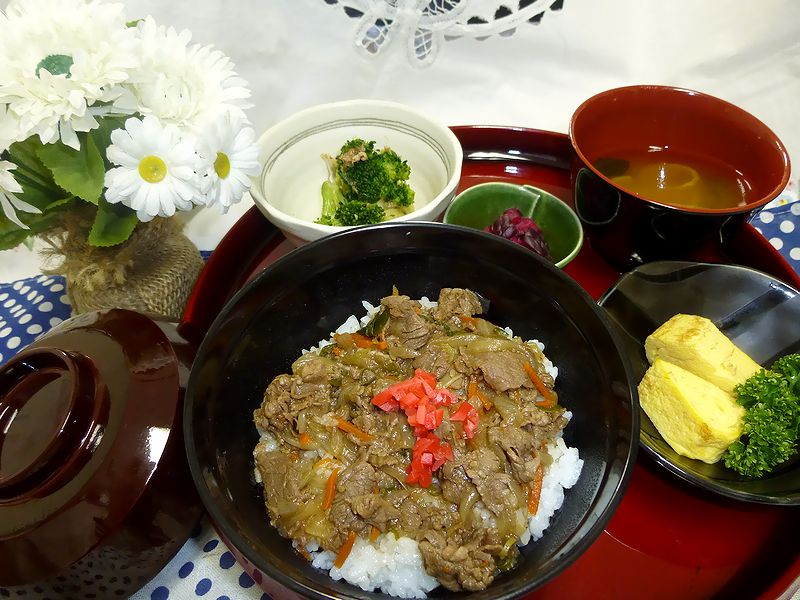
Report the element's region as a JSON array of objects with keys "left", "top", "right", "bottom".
[
  {"left": 214, "top": 152, "right": 231, "bottom": 179},
  {"left": 138, "top": 155, "right": 167, "bottom": 183}
]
